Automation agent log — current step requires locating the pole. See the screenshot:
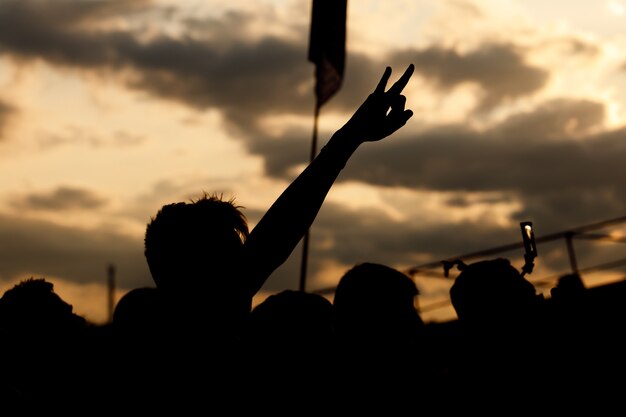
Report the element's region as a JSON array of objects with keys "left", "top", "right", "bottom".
[
  {"left": 299, "top": 104, "right": 320, "bottom": 291},
  {"left": 107, "top": 263, "right": 116, "bottom": 323}
]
